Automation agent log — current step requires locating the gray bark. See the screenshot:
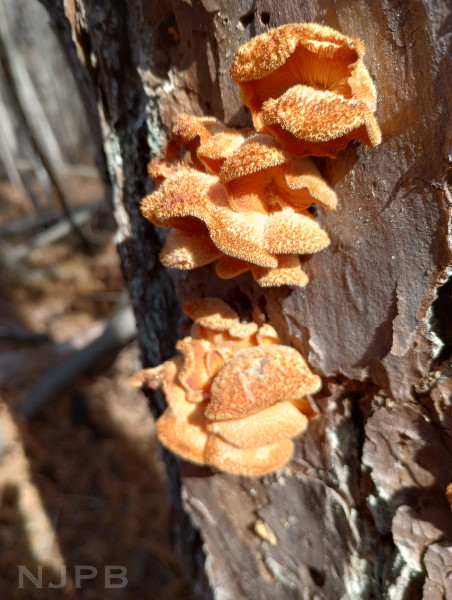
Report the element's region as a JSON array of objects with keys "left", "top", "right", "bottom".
[{"left": 40, "top": 1, "right": 451, "bottom": 599}]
